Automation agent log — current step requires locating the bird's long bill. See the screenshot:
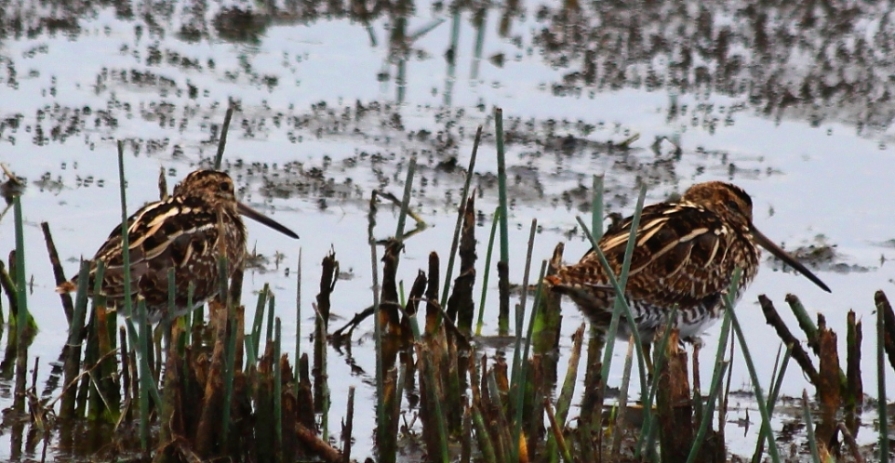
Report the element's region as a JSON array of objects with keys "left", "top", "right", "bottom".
[
  {"left": 237, "top": 202, "right": 300, "bottom": 239},
  {"left": 751, "top": 226, "right": 830, "bottom": 293}
]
